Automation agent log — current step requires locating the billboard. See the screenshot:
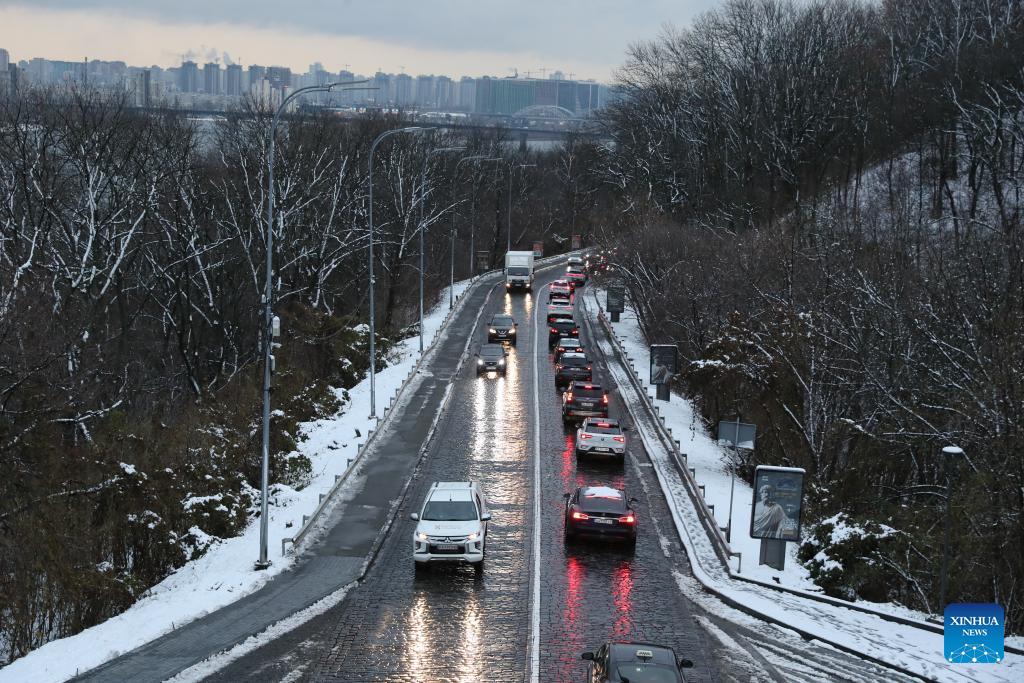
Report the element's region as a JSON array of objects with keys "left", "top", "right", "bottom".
[
  {"left": 717, "top": 420, "right": 757, "bottom": 450},
  {"left": 571, "top": 233, "right": 582, "bottom": 250},
  {"left": 749, "top": 465, "right": 805, "bottom": 541},
  {"left": 649, "top": 344, "right": 678, "bottom": 385},
  {"left": 606, "top": 286, "right": 625, "bottom": 314},
  {"left": 533, "top": 241, "right": 544, "bottom": 257}
]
